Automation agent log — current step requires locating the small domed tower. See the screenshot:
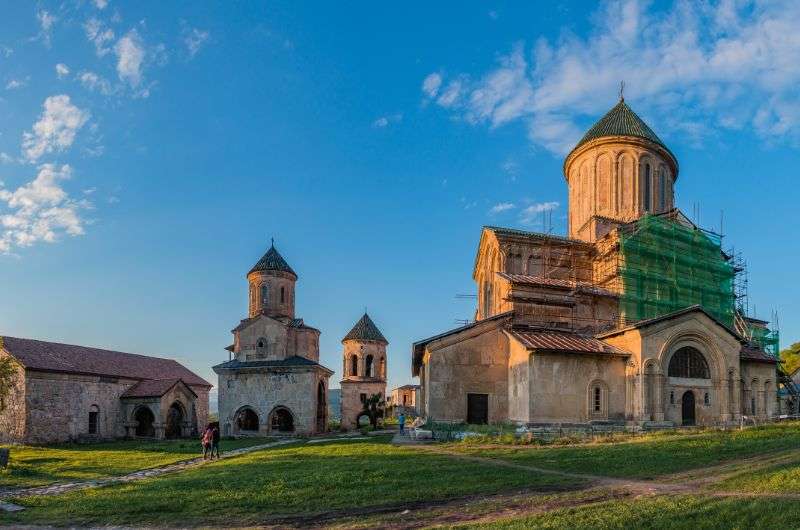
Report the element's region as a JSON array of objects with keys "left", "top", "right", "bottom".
[
  {"left": 563, "top": 96, "right": 679, "bottom": 242},
  {"left": 247, "top": 240, "right": 297, "bottom": 319},
  {"left": 339, "top": 312, "right": 388, "bottom": 429}
]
